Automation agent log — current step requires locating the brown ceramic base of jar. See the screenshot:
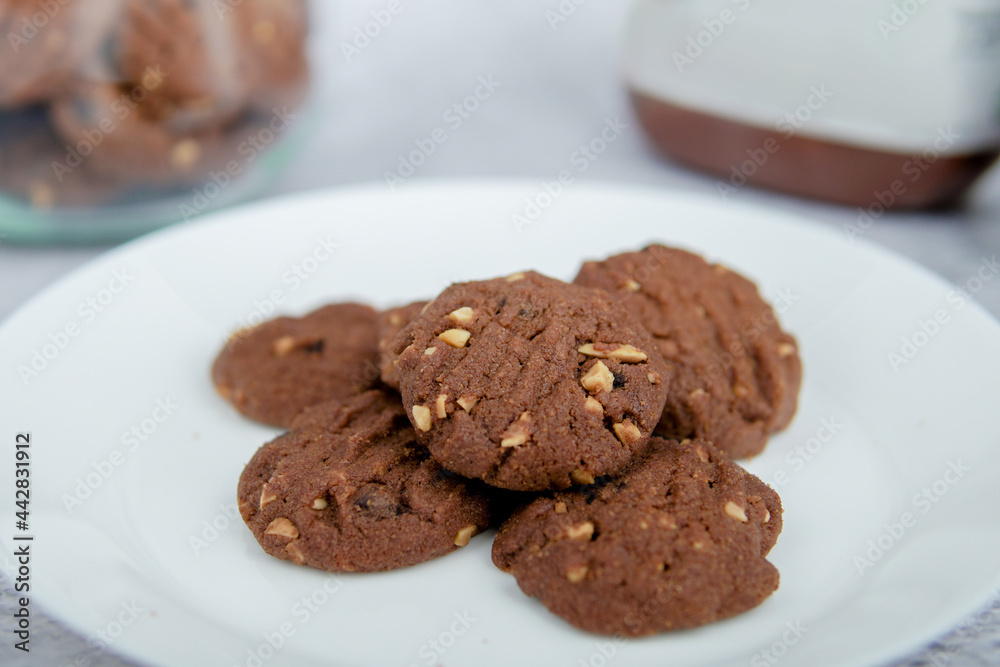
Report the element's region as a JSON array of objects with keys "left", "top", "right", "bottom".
[{"left": 630, "top": 90, "right": 999, "bottom": 210}]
